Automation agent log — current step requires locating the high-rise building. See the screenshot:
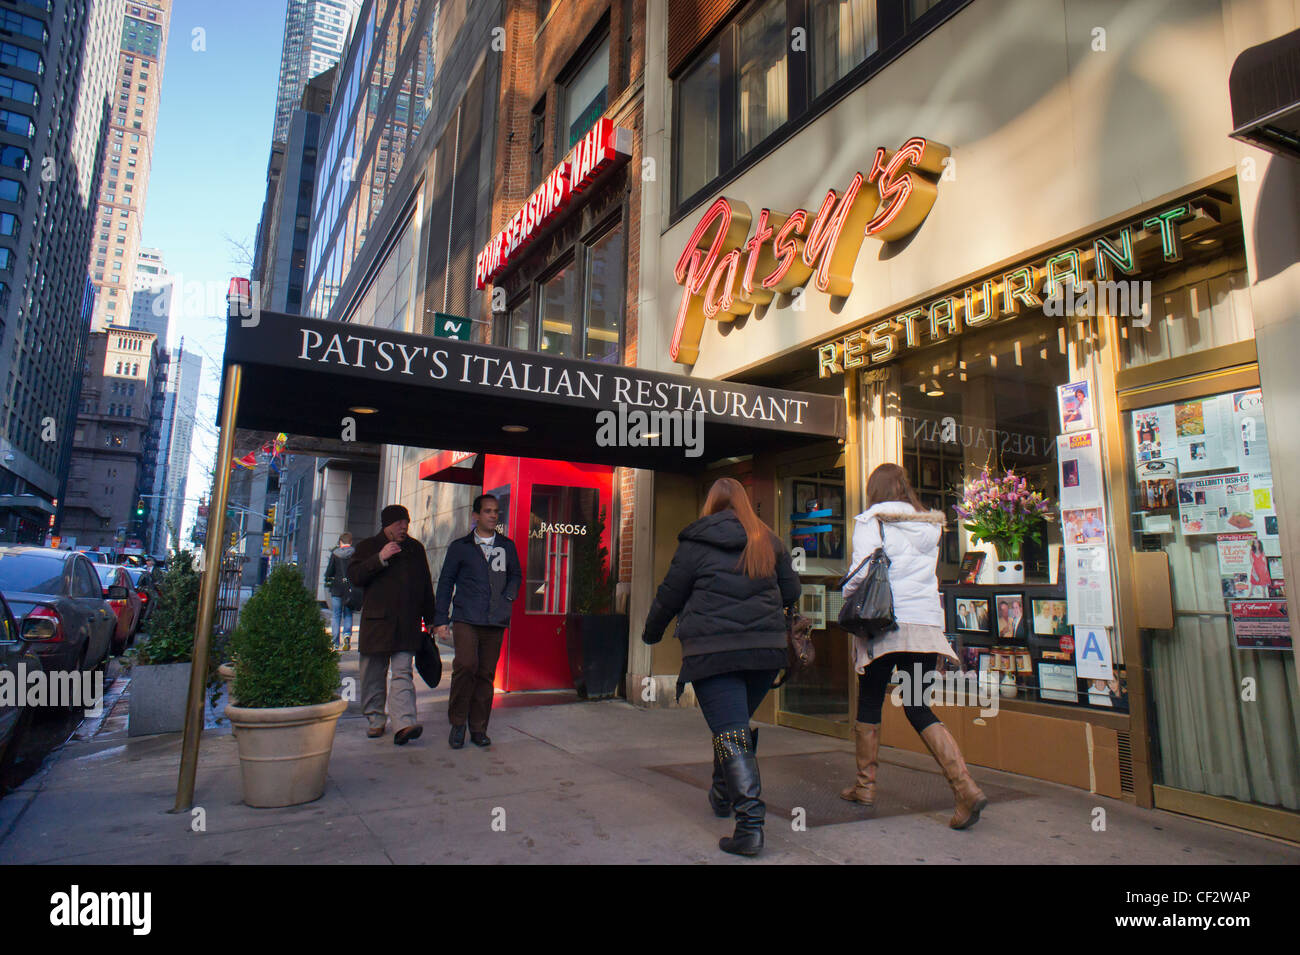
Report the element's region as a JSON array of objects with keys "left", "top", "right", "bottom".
[
  {"left": 160, "top": 344, "right": 199, "bottom": 551},
  {"left": 128, "top": 246, "right": 172, "bottom": 340},
  {"left": 0, "top": 0, "right": 124, "bottom": 543},
  {"left": 87, "top": 0, "right": 172, "bottom": 333},
  {"left": 270, "top": 0, "right": 361, "bottom": 145},
  {"left": 61, "top": 325, "right": 161, "bottom": 549}
]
